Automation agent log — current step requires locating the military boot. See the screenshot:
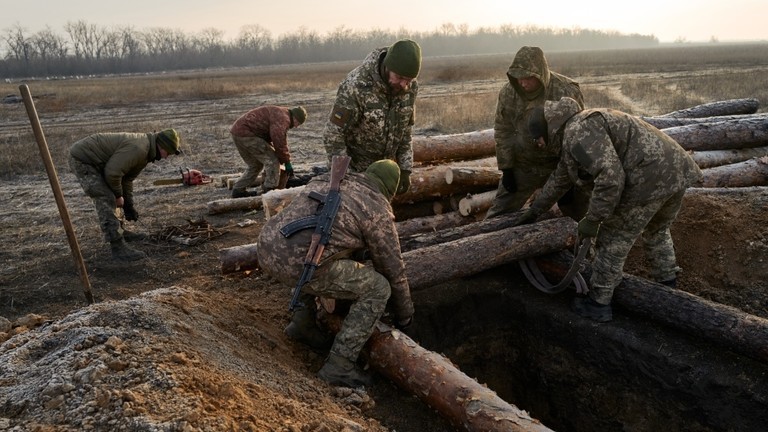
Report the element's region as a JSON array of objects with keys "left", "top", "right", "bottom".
[
  {"left": 231, "top": 189, "right": 259, "bottom": 198},
  {"left": 122, "top": 229, "right": 147, "bottom": 242},
  {"left": 285, "top": 306, "right": 333, "bottom": 351},
  {"left": 317, "top": 353, "right": 373, "bottom": 388},
  {"left": 571, "top": 296, "right": 612, "bottom": 322},
  {"left": 110, "top": 238, "right": 147, "bottom": 261}
]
